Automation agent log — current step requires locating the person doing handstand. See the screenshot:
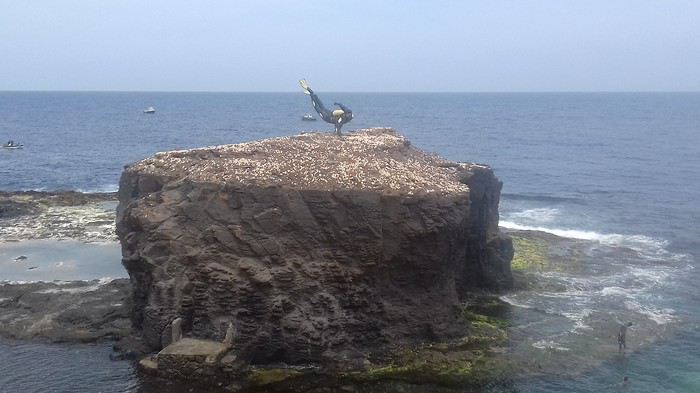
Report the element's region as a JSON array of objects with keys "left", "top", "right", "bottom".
[{"left": 299, "top": 79, "right": 353, "bottom": 135}]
